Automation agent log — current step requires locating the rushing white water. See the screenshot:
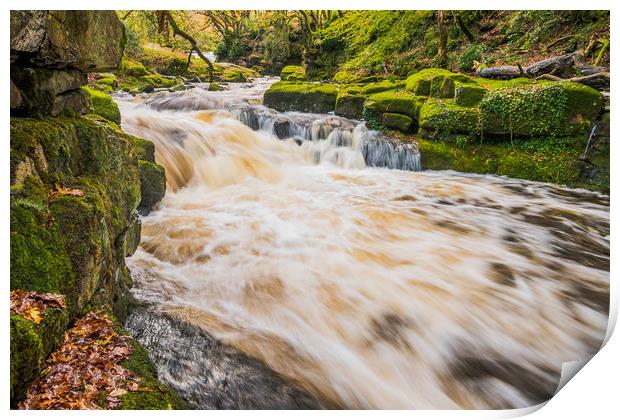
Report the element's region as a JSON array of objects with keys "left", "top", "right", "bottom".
[{"left": 119, "top": 80, "right": 609, "bottom": 409}]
